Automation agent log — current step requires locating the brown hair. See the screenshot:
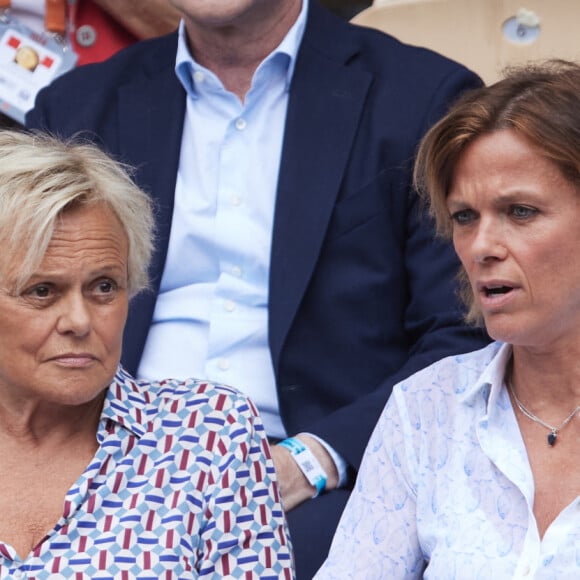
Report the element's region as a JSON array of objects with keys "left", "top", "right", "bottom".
[{"left": 413, "top": 59, "right": 580, "bottom": 322}]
